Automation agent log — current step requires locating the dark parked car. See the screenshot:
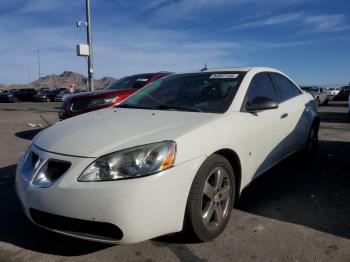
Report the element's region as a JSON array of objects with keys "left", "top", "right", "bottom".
[
  {"left": 59, "top": 72, "right": 171, "bottom": 120},
  {"left": 33, "top": 89, "right": 65, "bottom": 102},
  {"left": 0, "top": 89, "right": 18, "bottom": 102},
  {"left": 333, "top": 85, "right": 350, "bottom": 101},
  {"left": 15, "top": 89, "right": 37, "bottom": 101},
  {"left": 0, "top": 88, "right": 36, "bottom": 102}
]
